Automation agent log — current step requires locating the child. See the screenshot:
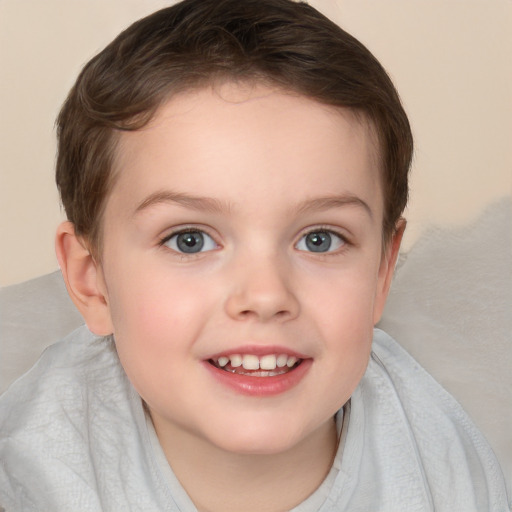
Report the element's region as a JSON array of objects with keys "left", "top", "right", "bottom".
[{"left": 0, "top": 0, "right": 508, "bottom": 510}]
